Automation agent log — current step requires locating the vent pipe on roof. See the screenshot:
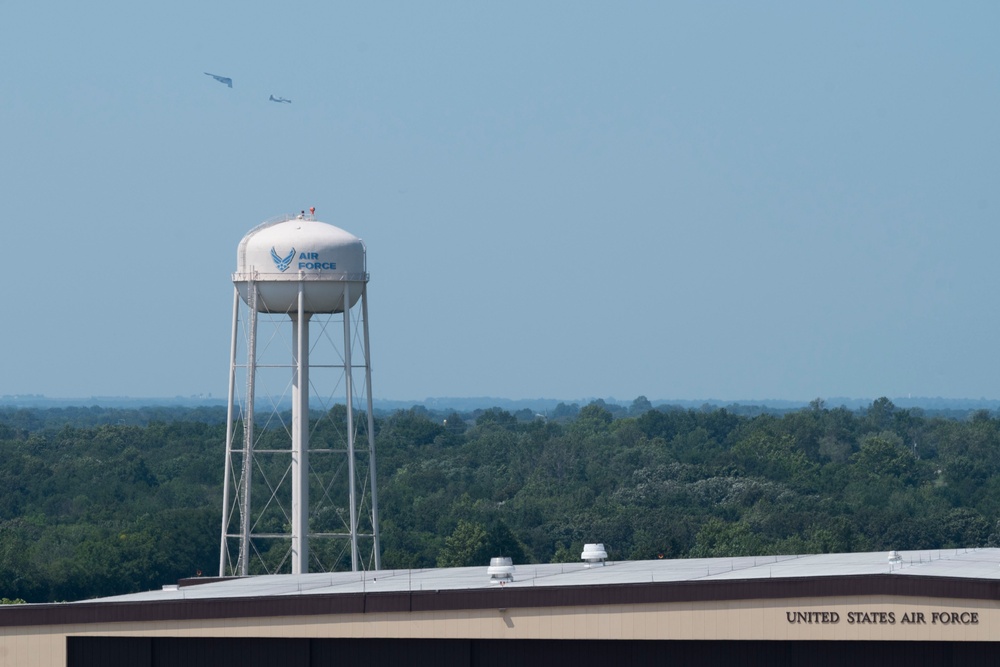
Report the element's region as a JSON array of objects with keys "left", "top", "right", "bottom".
[
  {"left": 888, "top": 550, "right": 902, "bottom": 565},
  {"left": 488, "top": 557, "right": 515, "bottom": 584},
  {"left": 581, "top": 543, "right": 608, "bottom": 567}
]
